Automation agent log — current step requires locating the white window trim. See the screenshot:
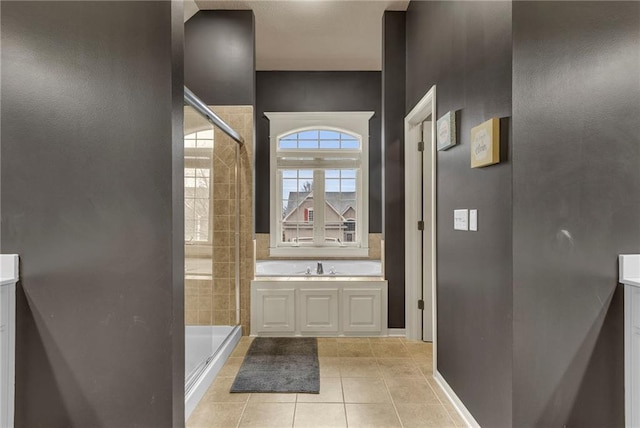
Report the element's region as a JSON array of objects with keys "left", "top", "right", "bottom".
[
  {"left": 265, "top": 111, "right": 374, "bottom": 258},
  {"left": 184, "top": 146, "right": 214, "bottom": 246}
]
